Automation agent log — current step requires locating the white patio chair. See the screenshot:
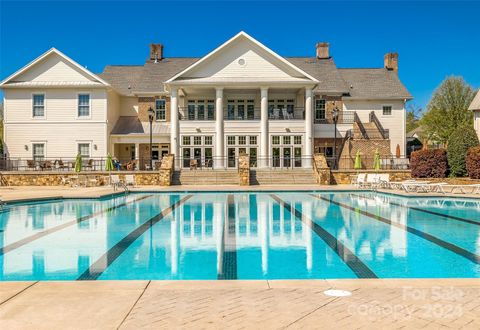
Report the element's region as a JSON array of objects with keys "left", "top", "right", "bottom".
[
  {"left": 364, "top": 173, "right": 380, "bottom": 188},
  {"left": 377, "top": 173, "right": 390, "bottom": 188},
  {"left": 352, "top": 173, "right": 366, "bottom": 187},
  {"left": 111, "top": 175, "right": 121, "bottom": 190},
  {"left": 125, "top": 174, "right": 135, "bottom": 187}
]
